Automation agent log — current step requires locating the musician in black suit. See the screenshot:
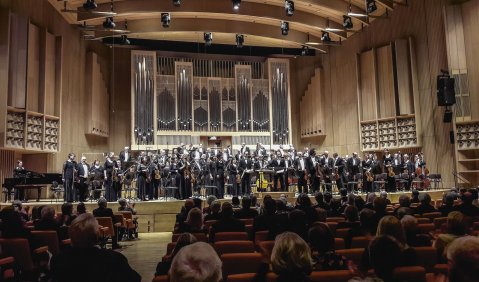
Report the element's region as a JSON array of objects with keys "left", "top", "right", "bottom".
[
  {"left": 239, "top": 143, "right": 250, "bottom": 157},
  {"left": 104, "top": 152, "right": 116, "bottom": 202},
  {"left": 13, "top": 160, "right": 26, "bottom": 201},
  {"left": 269, "top": 154, "right": 284, "bottom": 192},
  {"left": 62, "top": 153, "right": 77, "bottom": 203},
  {"left": 136, "top": 157, "right": 149, "bottom": 201},
  {"left": 321, "top": 151, "right": 334, "bottom": 193},
  {"left": 90, "top": 160, "right": 104, "bottom": 200},
  {"left": 362, "top": 154, "right": 373, "bottom": 193},
  {"left": 214, "top": 156, "right": 225, "bottom": 199},
  {"left": 305, "top": 149, "right": 320, "bottom": 193},
  {"left": 283, "top": 154, "right": 293, "bottom": 192},
  {"left": 346, "top": 152, "right": 361, "bottom": 192},
  {"left": 403, "top": 154, "right": 415, "bottom": 191},
  {"left": 238, "top": 154, "right": 254, "bottom": 195},
  {"left": 333, "top": 153, "right": 346, "bottom": 190},
  {"left": 76, "top": 157, "right": 90, "bottom": 202},
  {"left": 295, "top": 152, "right": 307, "bottom": 194},
  {"left": 119, "top": 146, "right": 131, "bottom": 170}
]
